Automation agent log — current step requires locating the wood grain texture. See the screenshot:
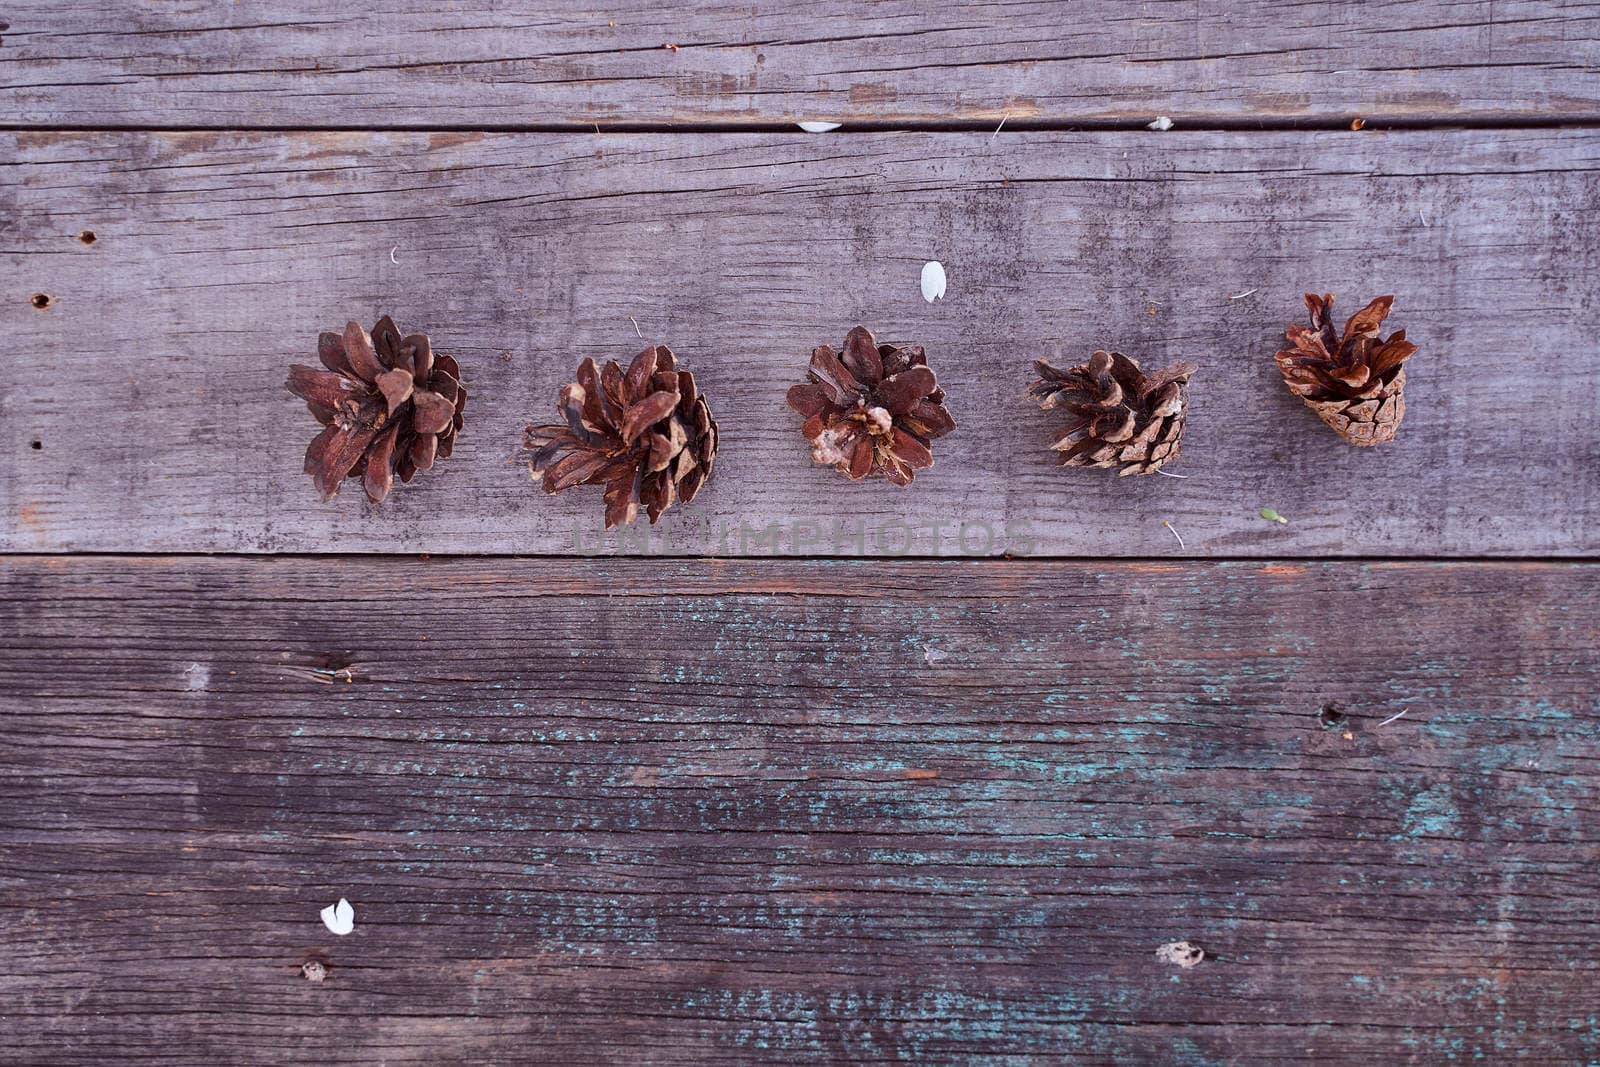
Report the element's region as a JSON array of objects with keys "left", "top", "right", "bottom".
[
  {"left": 3, "top": 1, "right": 1600, "bottom": 127},
  {"left": 1, "top": 556, "right": 1597, "bottom": 1064},
  {"left": 3, "top": 129, "right": 1598, "bottom": 556}
]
